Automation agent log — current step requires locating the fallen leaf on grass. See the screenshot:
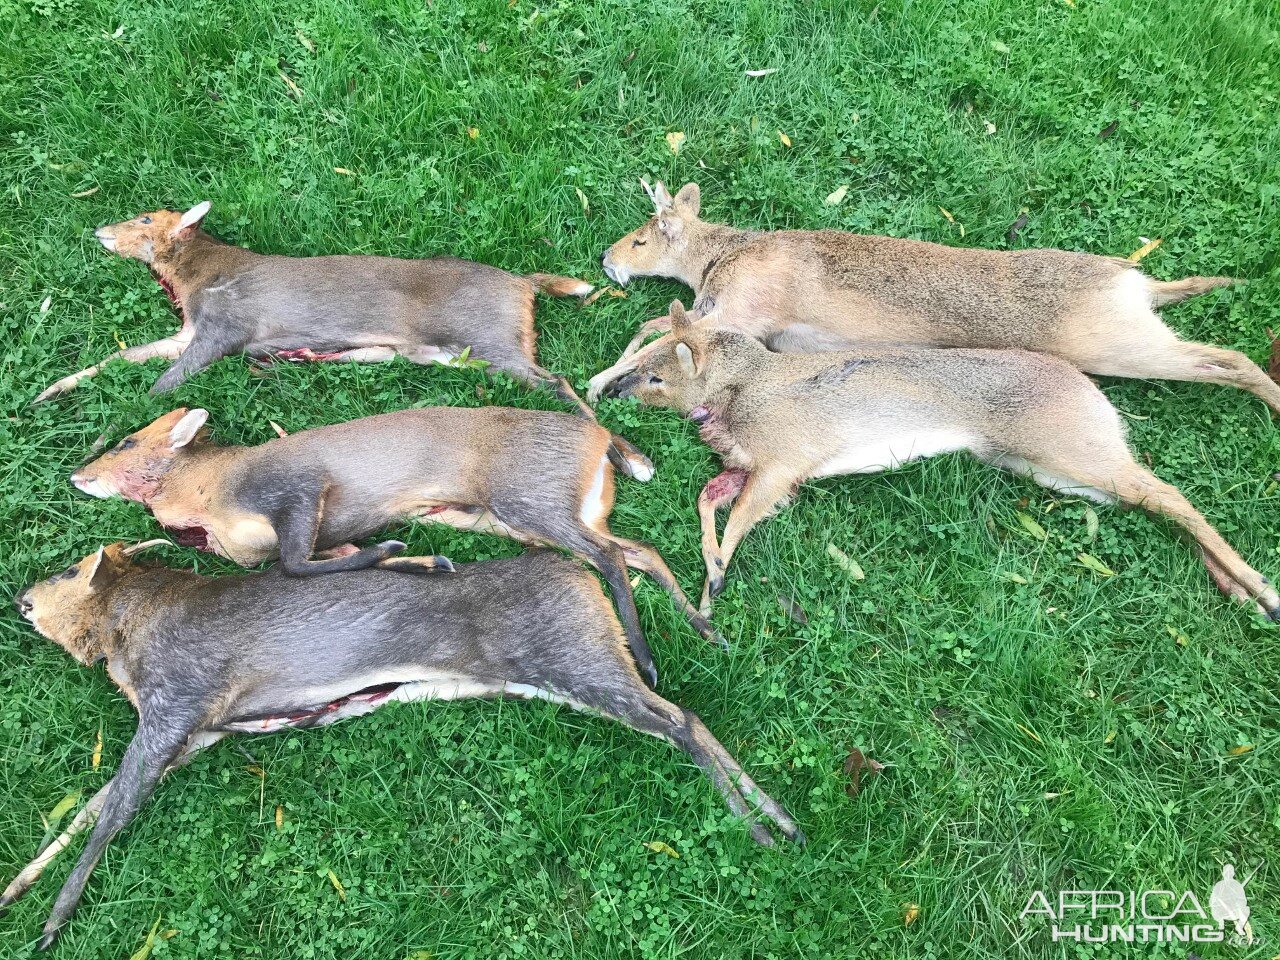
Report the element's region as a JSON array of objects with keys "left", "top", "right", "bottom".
[
  {"left": 776, "top": 594, "right": 808, "bottom": 624},
  {"left": 275, "top": 805, "right": 284, "bottom": 830},
  {"left": 606, "top": 288, "right": 627, "bottom": 298},
  {"left": 466, "top": 127, "right": 480, "bottom": 140},
  {"left": 582, "top": 288, "right": 606, "bottom": 307},
  {"left": 128, "top": 917, "right": 162, "bottom": 960},
  {"left": 1127, "top": 237, "right": 1162, "bottom": 262},
  {"left": 92, "top": 726, "right": 102, "bottom": 769},
  {"left": 327, "top": 869, "right": 347, "bottom": 900},
  {"left": 1104, "top": 730, "right": 1117, "bottom": 744},
  {"left": 1007, "top": 211, "right": 1029, "bottom": 242},
  {"left": 1001, "top": 571, "right": 1029, "bottom": 585},
  {"left": 574, "top": 187, "right": 589, "bottom": 214},
  {"left": 1016, "top": 723, "right": 1042, "bottom": 744},
  {"left": 745, "top": 67, "right": 779, "bottom": 77},
  {"left": 826, "top": 543, "right": 865, "bottom": 580},
  {"left": 71, "top": 186, "right": 99, "bottom": 198},
  {"left": 825, "top": 185, "right": 849, "bottom": 206},
  {"left": 333, "top": 167, "right": 355, "bottom": 176},
  {"left": 1097, "top": 120, "right": 1119, "bottom": 139},
  {"left": 1084, "top": 505, "right": 1099, "bottom": 542},
  {"left": 937, "top": 206, "right": 966, "bottom": 236},
  {"left": 279, "top": 71, "right": 303, "bottom": 99},
  {"left": 1166, "top": 625, "right": 1189, "bottom": 647},
  {"left": 622, "top": 48, "right": 637, "bottom": 66},
  {"left": 37, "top": 790, "right": 83, "bottom": 854},
  {"left": 40, "top": 295, "right": 52, "bottom": 313},
  {"left": 1016, "top": 512, "right": 1047, "bottom": 541},
  {"left": 1076, "top": 553, "right": 1114, "bottom": 577},
  {"left": 903, "top": 903, "right": 920, "bottom": 926},
  {"left": 45, "top": 791, "right": 82, "bottom": 829},
  {"left": 665, "top": 131, "right": 685, "bottom": 154},
  {"left": 1228, "top": 744, "right": 1254, "bottom": 756},
  {"left": 777, "top": 130, "right": 792, "bottom": 147},
  {"left": 991, "top": 40, "right": 1010, "bottom": 54},
  {"left": 296, "top": 31, "right": 316, "bottom": 52},
  {"left": 643, "top": 840, "right": 680, "bottom": 858},
  {"left": 842, "top": 747, "right": 884, "bottom": 799},
  {"left": 983, "top": 119, "right": 997, "bottom": 135}
]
